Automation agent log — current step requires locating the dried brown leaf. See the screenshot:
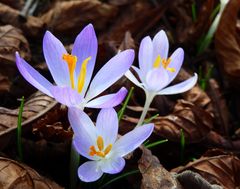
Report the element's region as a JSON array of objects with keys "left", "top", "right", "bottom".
[
  {"left": 0, "top": 157, "right": 63, "bottom": 189},
  {"left": 174, "top": 0, "right": 214, "bottom": 45},
  {"left": 138, "top": 147, "right": 182, "bottom": 189},
  {"left": 154, "top": 100, "right": 213, "bottom": 143},
  {"left": 204, "top": 131, "right": 240, "bottom": 151},
  {"left": 0, "top": 25, "right": 31, "bottom": 71},
  {"left": 41, "top": 0, "right": 118, "bottom": 35},
  {"left": 208, "top": 79, "right": 231, "bottom": 136},
  {"left": 177, "top": 69, "right": 212, "bottom": 112},
  {"left": 215, "top": 0, "right": 240, "bottom": 87},
  {"left": 172, "top": 155, "right": 240, "bottom": 189},
  {"left": 0, "top": 91, "right": 57, "bottom": 150},
  {"left": 0, "top": 74, "right": 10, "bottom": 93},
  {"left": 108, "top": 0, "right": 135, "bottom": 6},
  {"left": 175, "top": 170, "right": 222, "bottom": 189},
  {"left": 100, "top": 0, "right": 169, "bottom": 43},
  {"left": 0, "top": 3, "right": 45, "bottom": 37},
  {"left": 0, "top": 0, "right": 24, "bottom": 9}
]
